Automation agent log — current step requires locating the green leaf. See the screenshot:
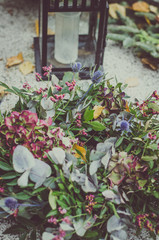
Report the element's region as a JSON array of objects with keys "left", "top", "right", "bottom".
[
  {"left": 6, "top": 179, "right": 17, "bottom": 186},
  {"left": 49, "top": 190, "right": 57, "bottom": 210},
  {"left": 1, "top": 172, "right": 19, "bottom": 179},
  {"left": 108, "top": 25, "right": 139, "bottom": 34},
  {"left": 0, "top": 161, "right": 13, "bottom": 171},
  {"left": 47, "top": 87, "right": 52, "bottom": 97},
  {"left": 84, "top": 230, "right": 99, "bottom": 238},
  {"left": 56, "top": 199, "right": 68, "bottom": 209},
  {"left": 148, "top": 103, "right": 159, "bottom": 112},
  {"left": 147, "top": 144, "right": 158, "bottom": 150},
  {"left": 125, "top": 143, "right": 134, "bottom": 152},
  {"left": 115, "top": 136, "right": 124, "bottom": 148},
  {"left": 15, "top": 192, "right": 31, "bottom": 200},
  {"left": 141, "top": 156, "right": 157, "bottom": 161},
  {"left": 107, "top": 202, "right": 119, "bottom": 218},
  {"left": 32, "top": 187, "right": 46, "bottom": 194},
  {"left": 46, "top": 209, "right": 58, "bottom": 217},
  {"left": 89, "top": 121, "right": 106, "bottom": 131},
  {"left": 107, "top": 33, "right": 127, "bottom": 42},
  {"left": 99, "top": 206, "right": 108, "bottom": 219},
  {"left": 123, "top": 37, "right": 135, "bottom": 48},
  {"left": 153, "top": 191, "right": 159, "bottom": 199},
  {"left": 135, "top": 42, "right": 155, "bottom": 53},
  {"left": 84, "top": 108, "right": 94, "bottom": 122}
]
